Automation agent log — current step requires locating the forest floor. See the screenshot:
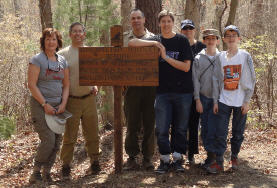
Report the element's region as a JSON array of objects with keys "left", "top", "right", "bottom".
[{"left": 0, "top": 125, "right": 277, "bottom": 188}]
